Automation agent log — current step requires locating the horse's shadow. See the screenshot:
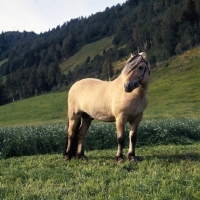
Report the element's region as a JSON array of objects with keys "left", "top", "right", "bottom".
[
  {"left": 87, "top": 153, "right": 200, "bottom": 163},
  {"left": 136, "top": 152, "right": 200, "bottom": 163}
]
